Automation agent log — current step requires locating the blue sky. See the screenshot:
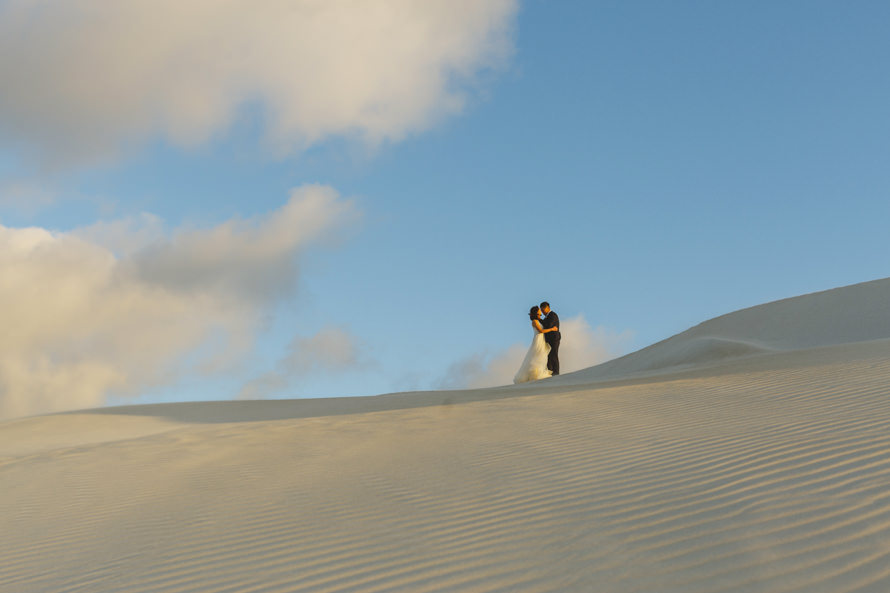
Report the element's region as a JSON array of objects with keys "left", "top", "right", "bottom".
[{"left": 1, "top": 1, "right": 889, "bottom": 416}]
